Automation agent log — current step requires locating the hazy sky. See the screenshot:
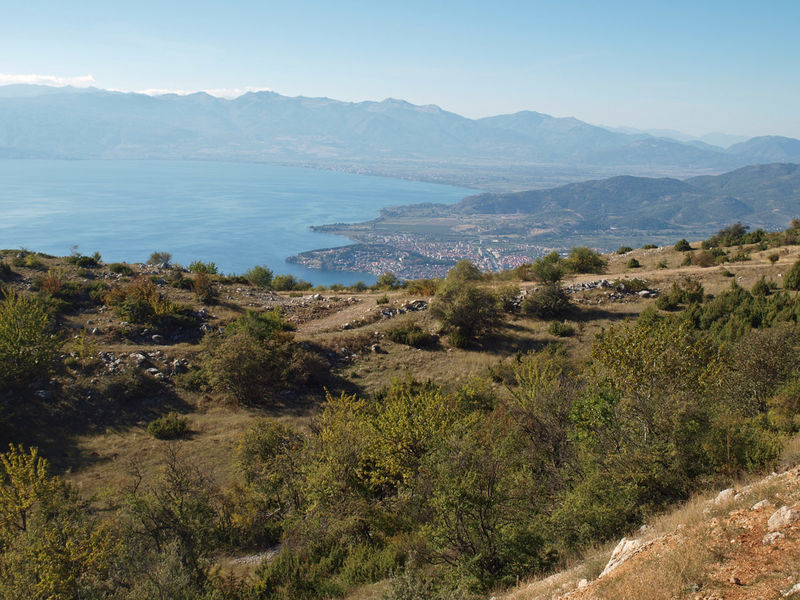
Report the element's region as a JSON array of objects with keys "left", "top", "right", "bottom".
[{"left": 2, "top": 0, "right": 798, "bottom": 137}]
